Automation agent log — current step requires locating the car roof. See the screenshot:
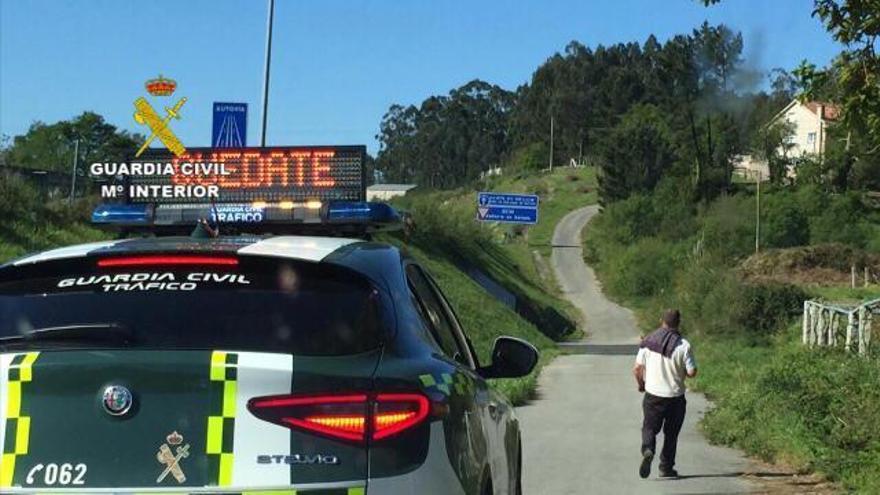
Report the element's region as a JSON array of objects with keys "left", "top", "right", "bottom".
[
  {"left": 1, "top": 235, "right": 408, "bottom": 295},
  {"left": 4, "top": 235, "right": 394, "bottom": 266}
]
